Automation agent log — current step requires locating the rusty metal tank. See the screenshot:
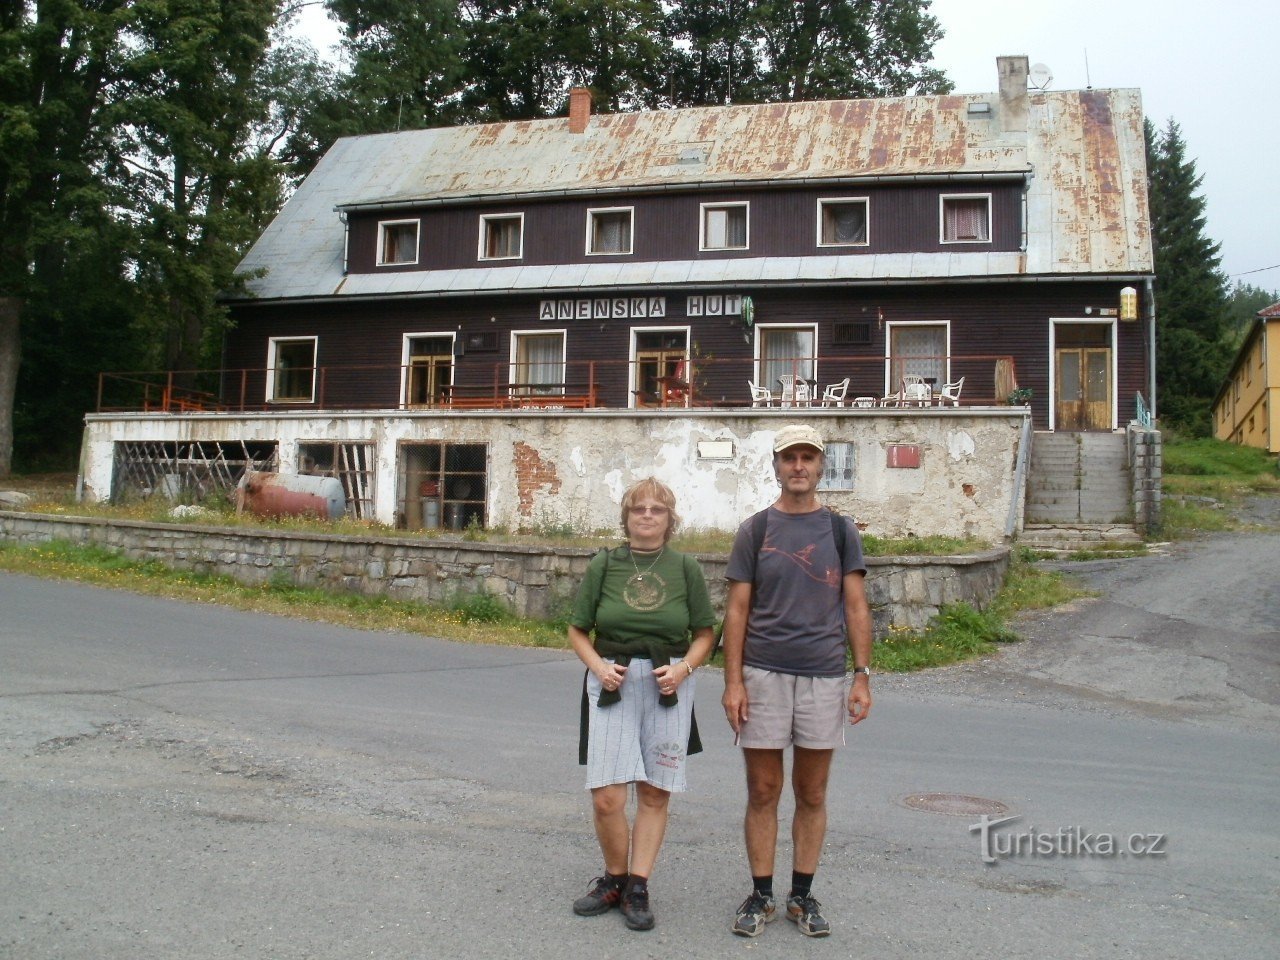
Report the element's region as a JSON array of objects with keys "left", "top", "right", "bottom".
[{"left": 236, "top": 471, "right": 346, "bottom": 521}]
